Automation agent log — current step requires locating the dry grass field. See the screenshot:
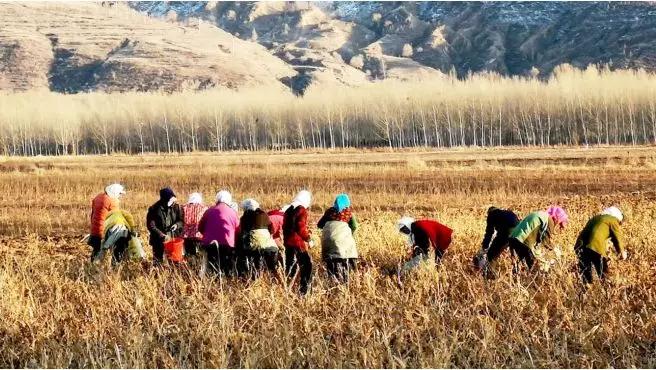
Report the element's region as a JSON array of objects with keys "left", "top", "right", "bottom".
[{"left": 1, "top": 146, "right": 655, "bottom": 367}]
